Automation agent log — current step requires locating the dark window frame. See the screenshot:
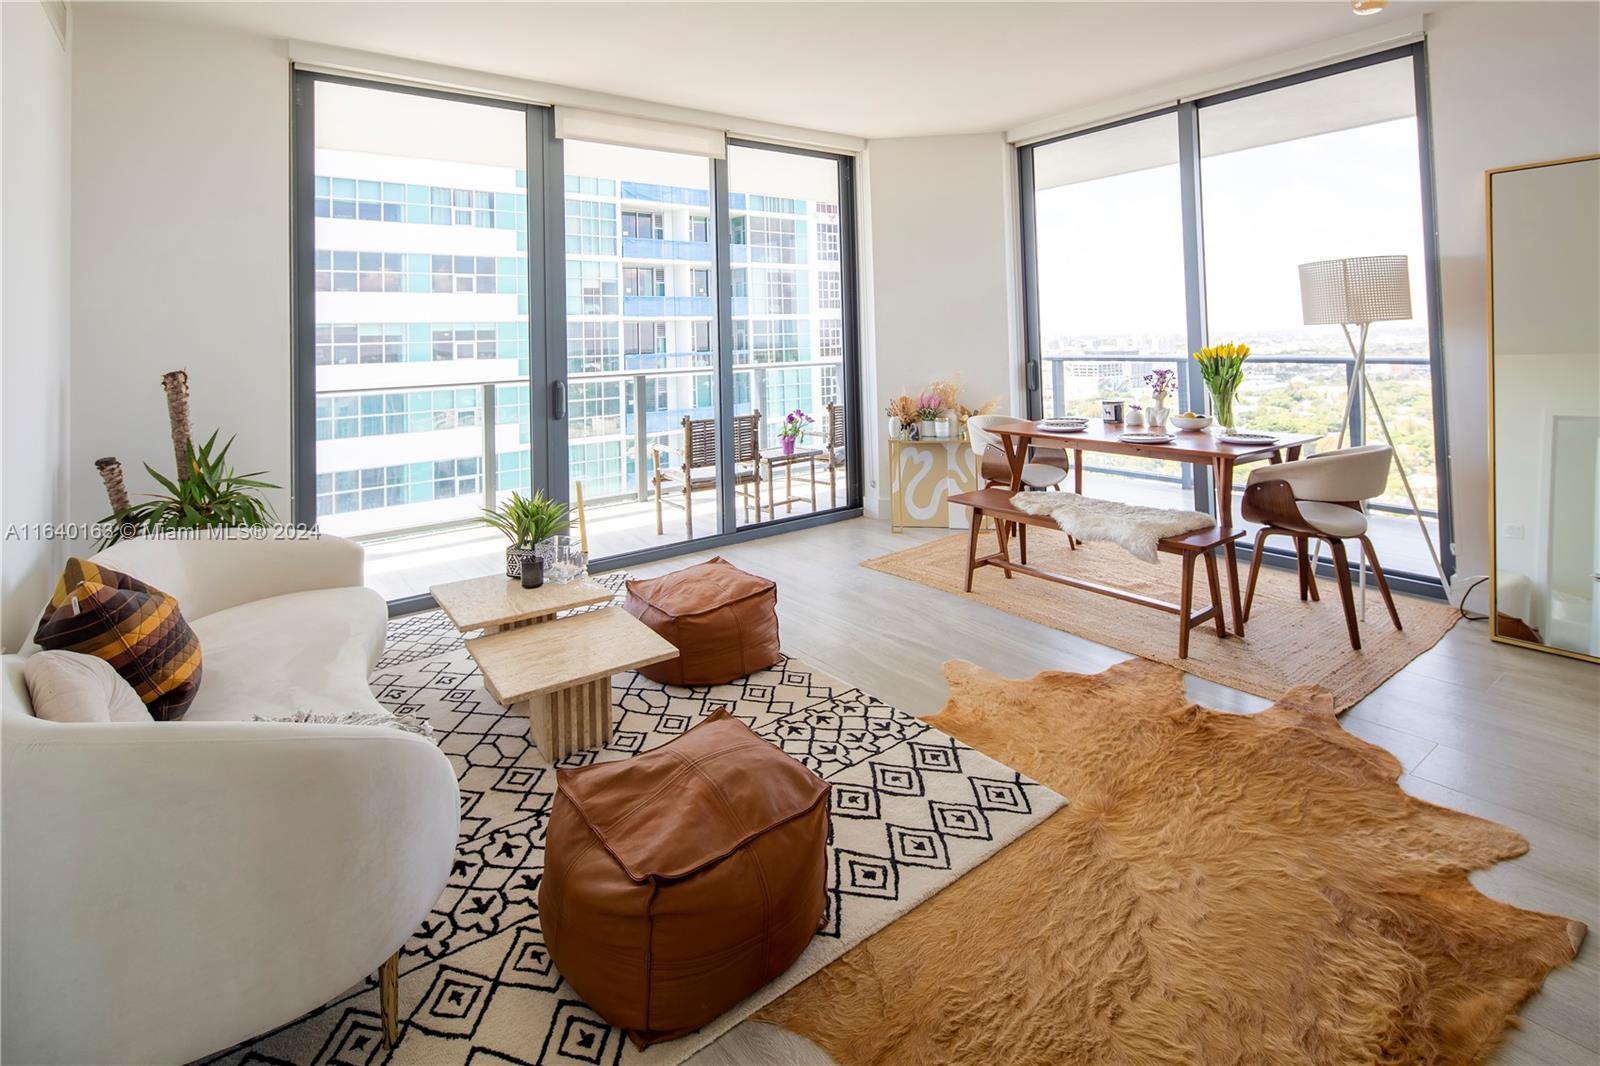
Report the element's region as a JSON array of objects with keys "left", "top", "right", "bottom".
[
  {"left": 294, "top": 73, "right": 864, "bottom": 611},
  {"left": 1015, "top": 42, "right": 1452, "bottom": 598}
]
